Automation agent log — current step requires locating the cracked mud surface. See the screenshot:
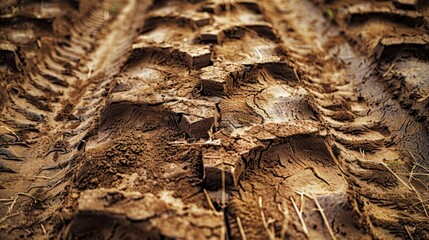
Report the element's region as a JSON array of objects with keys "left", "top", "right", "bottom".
[{"left": 0, "top": 0, "right": 428, "bottom": 239}]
